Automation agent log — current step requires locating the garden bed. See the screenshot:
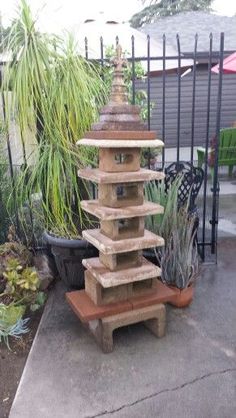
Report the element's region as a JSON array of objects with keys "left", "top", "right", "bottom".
[{"left": 0, "top": 308, "right": 43, "bottom": 418}]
